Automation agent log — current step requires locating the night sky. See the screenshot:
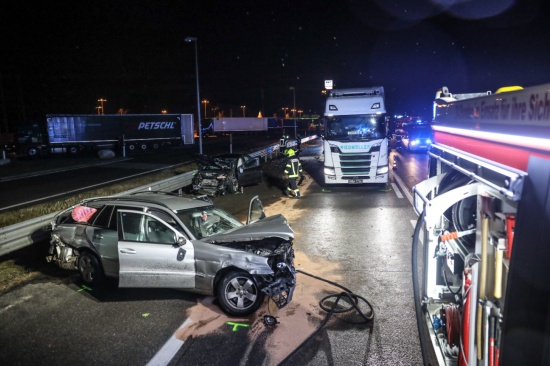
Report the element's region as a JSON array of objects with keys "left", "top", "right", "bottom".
[{"left": 1, "top": 0, "right": 550, "bottom": 131}]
